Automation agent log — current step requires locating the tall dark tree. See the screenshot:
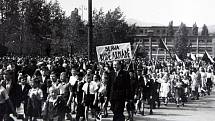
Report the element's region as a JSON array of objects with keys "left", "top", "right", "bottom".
[
  {"left": 201, "top": 24, "right": 209, "bottom": 36},
  {"left": 63, "top": 8, "right": 87, "bottom": 55},
  {"left": 48, "top": 0, "right": 66, "bottom": 55},
  {"left": 24, "top": 0, "right": 45, "bottom": 55},
  {"left": 93, "top": 7, "right": 136, "bottom": 46},
  {"left": 174, "top": 23, "right": 189, "bottom": 60},
  {"left": 192, "top": 22, "right": 198, "bottom": 36},
  {"left": 0, "top": 0, "right": 21, "bottom": 54},
  {"left": 167, "top": 21, "right": 174, "bottom": 36}
]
